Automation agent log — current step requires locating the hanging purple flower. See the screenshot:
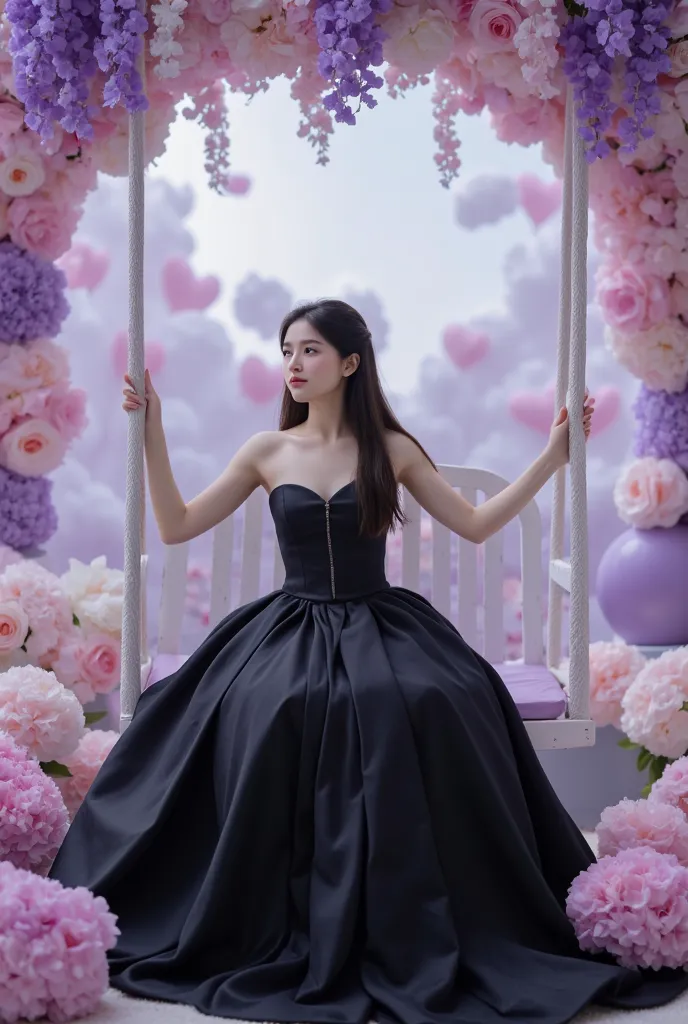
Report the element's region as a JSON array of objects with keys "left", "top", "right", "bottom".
[
  {"left": 561, "top": 0, "right": 672, "bottom": 162},
  {"left": 314, "top": 0, "right": 393, "bottom": 126},
  {"left": 6, "top": 0, "right": 102, "bottom": 140},
  {"left": 94, "top": 0, "right": 149, "bottom": 113},
  {"left": 0, "top": 467, "right": 58, "bottom": 552},
  {"left": 0, "top": 243, "right": 69, "bottom": 344},
  {"left": 633, "top": 384, "right": 688, "bottom": 471}
]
